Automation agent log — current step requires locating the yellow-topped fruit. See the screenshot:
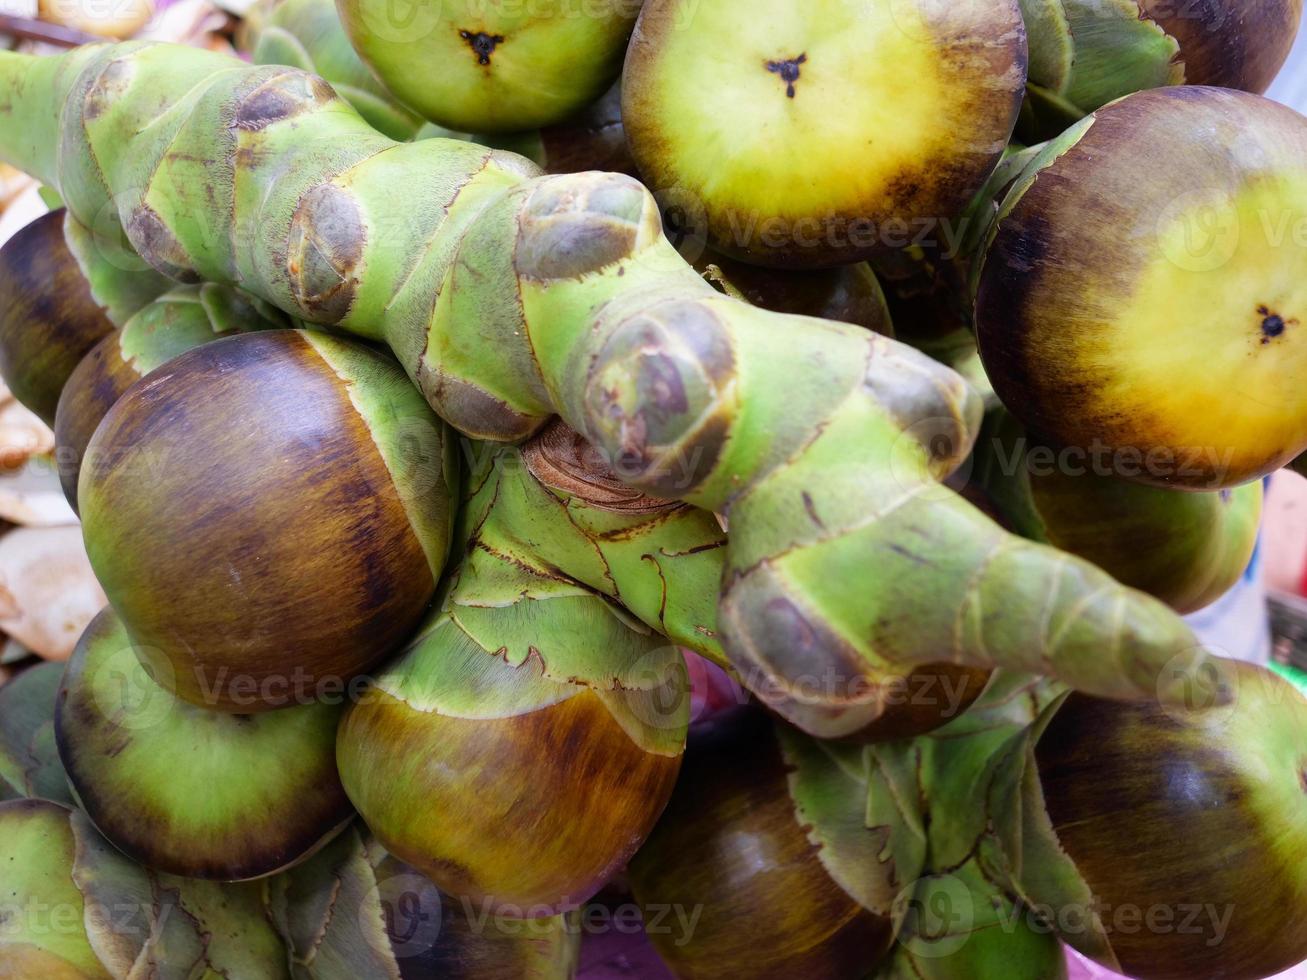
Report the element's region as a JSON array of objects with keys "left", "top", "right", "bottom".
[
  {"left": 338, "top": 0, "right": 641, "bottom": 133},
  {"left": 976, "top": 87, "right": 1307, "bottom": 490},
  {"left": 622, "top": 0, "right": 1027, "bottom": 268}
]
